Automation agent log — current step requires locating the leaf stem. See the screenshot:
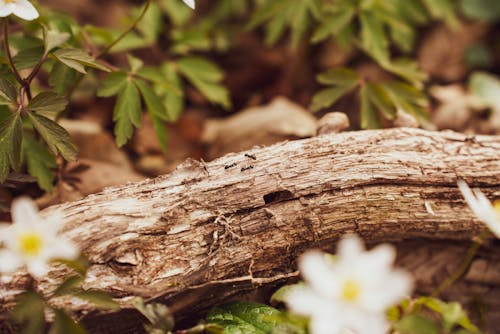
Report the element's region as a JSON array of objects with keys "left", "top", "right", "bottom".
[
  {"left": 66, "top": 0, "right": 151, "bottom": 99},
  {"left": 431, "top": 231, "right": 490, "bottom": 297},
  {"left": 96, "top": 0, "right": 151, "bottom": 59},
  {"left": 3, "top": 18, "right": 24, "bottom": 86}
]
